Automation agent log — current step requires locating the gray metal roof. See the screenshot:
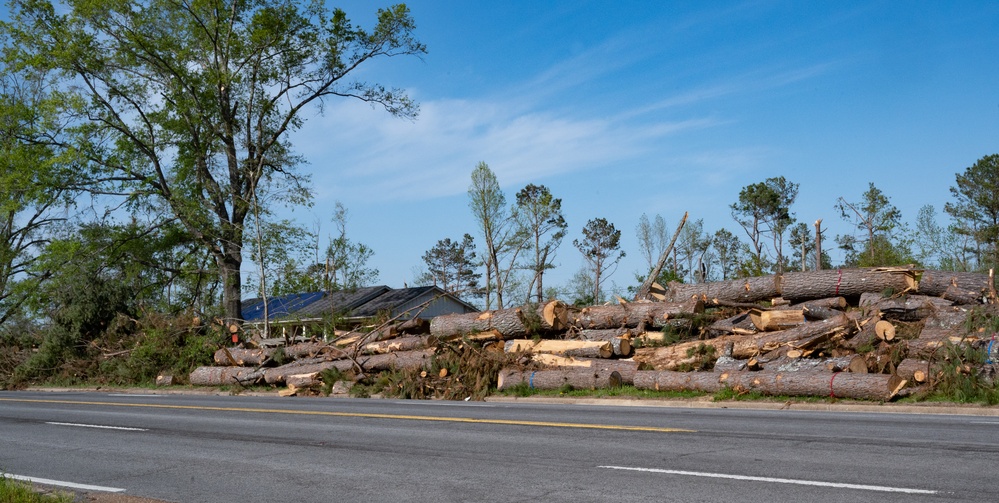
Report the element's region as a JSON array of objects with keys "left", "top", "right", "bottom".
[{"left": 242, "top": 285, "right": 477, "bottom": 323}]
